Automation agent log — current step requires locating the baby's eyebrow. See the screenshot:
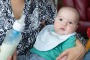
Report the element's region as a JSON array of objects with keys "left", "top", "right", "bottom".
[{"left": 57, "top": 16, "right": 62, "bottom": 18}]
